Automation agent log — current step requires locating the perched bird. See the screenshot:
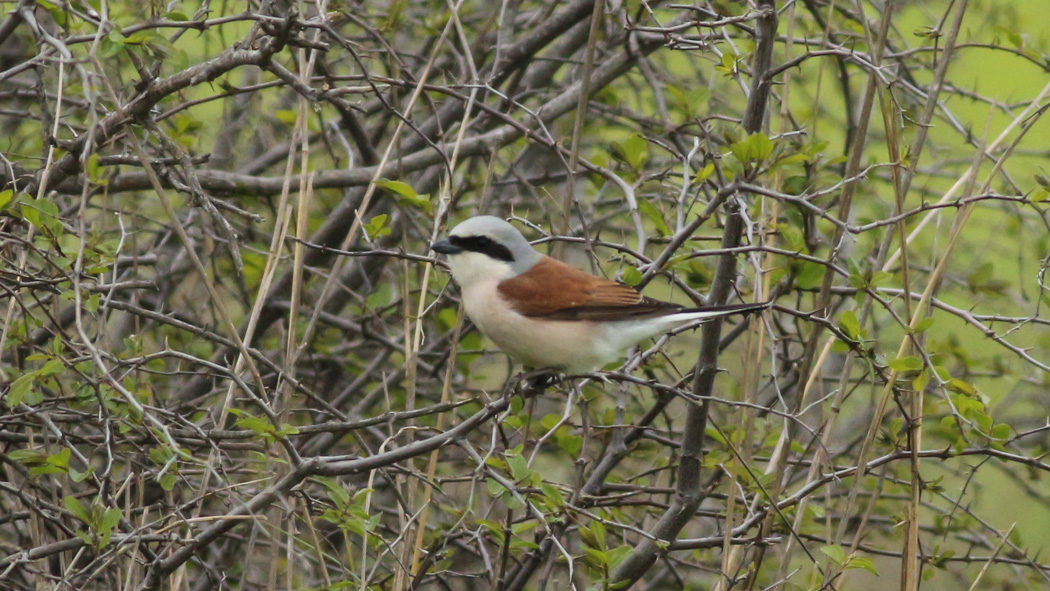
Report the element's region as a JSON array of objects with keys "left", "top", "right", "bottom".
[{"left": 431, "top": 216, "right": 767, "bottom": 373}]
